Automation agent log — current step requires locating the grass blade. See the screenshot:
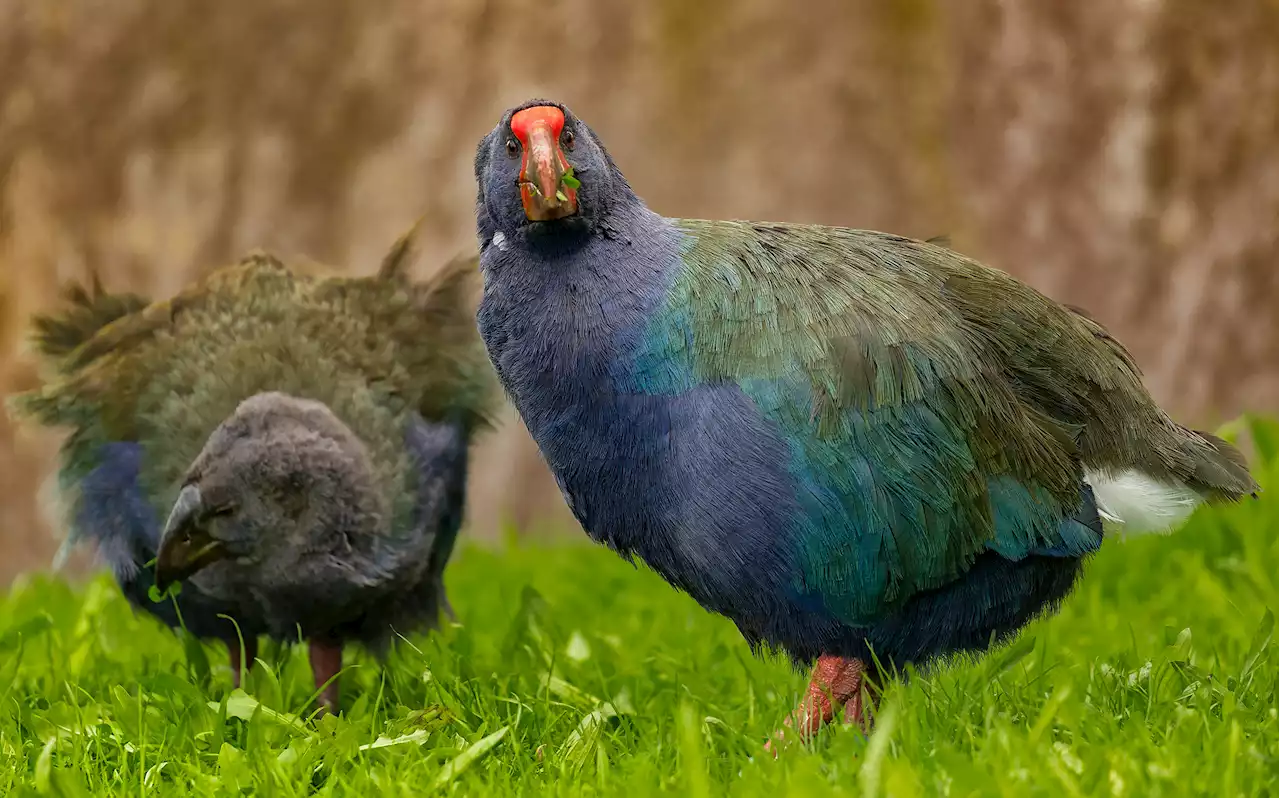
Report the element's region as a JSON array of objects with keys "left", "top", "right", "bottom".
[{"left": 431, "top": 725, "right": 509, "bottom": 790}]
